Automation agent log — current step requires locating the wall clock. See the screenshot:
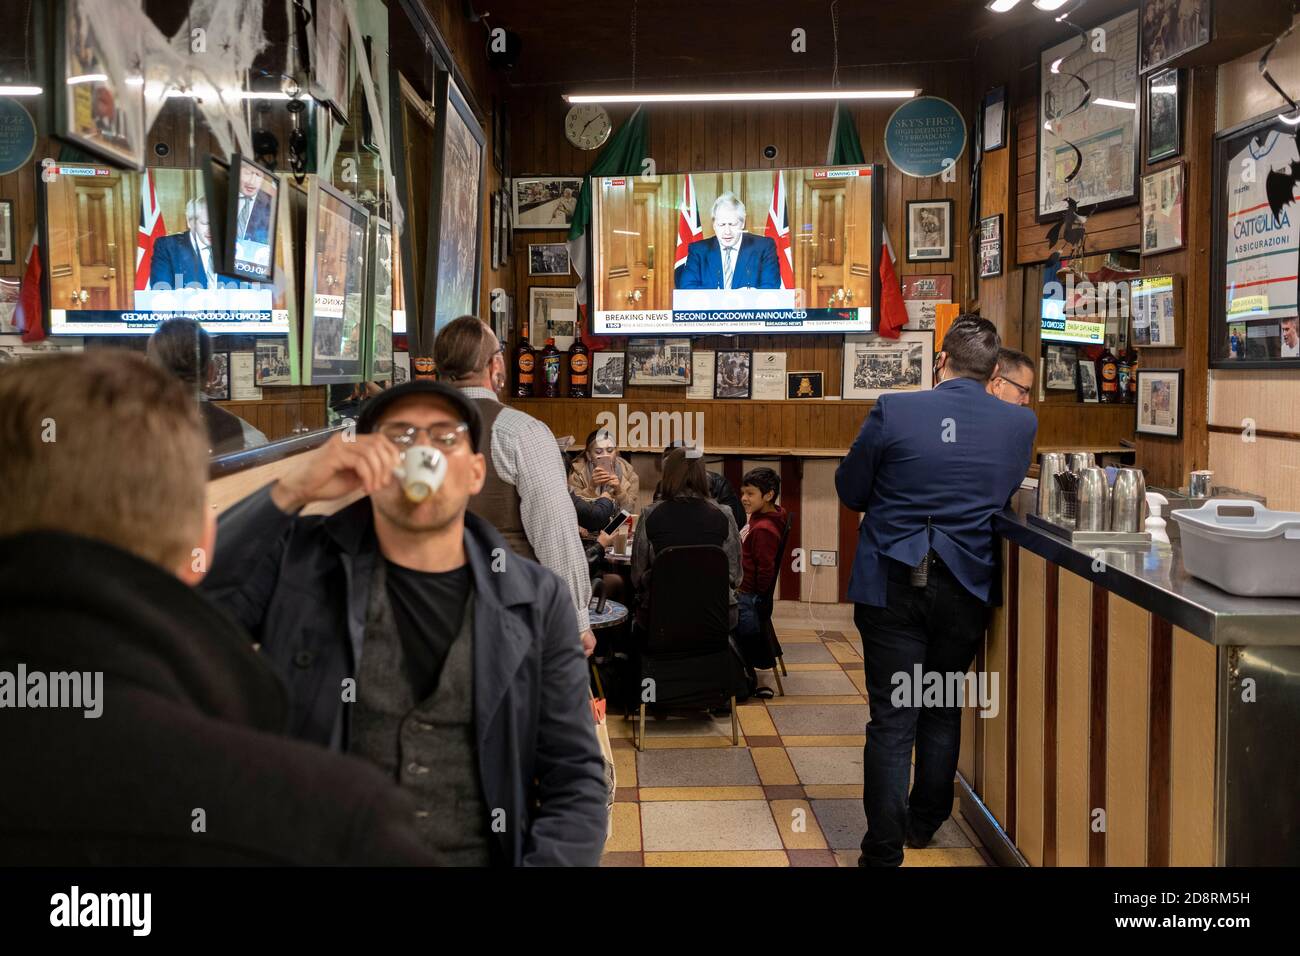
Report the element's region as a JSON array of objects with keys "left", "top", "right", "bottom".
[{"left": 564, "top": 104, "right": 612, "bottom": 151}]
